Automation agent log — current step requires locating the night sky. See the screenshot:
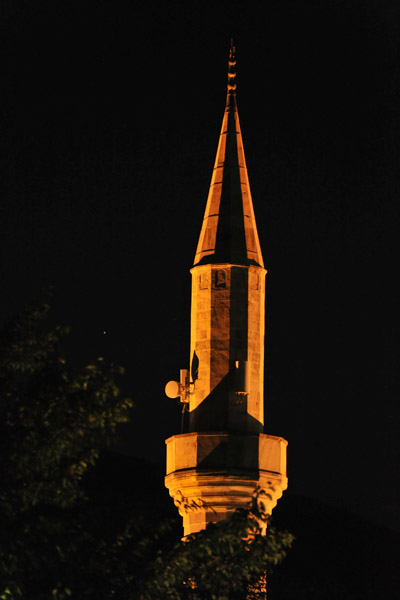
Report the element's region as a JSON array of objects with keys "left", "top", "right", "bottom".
[{"left": 3, "top": 0, "right": 400, "bottom": 531}]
